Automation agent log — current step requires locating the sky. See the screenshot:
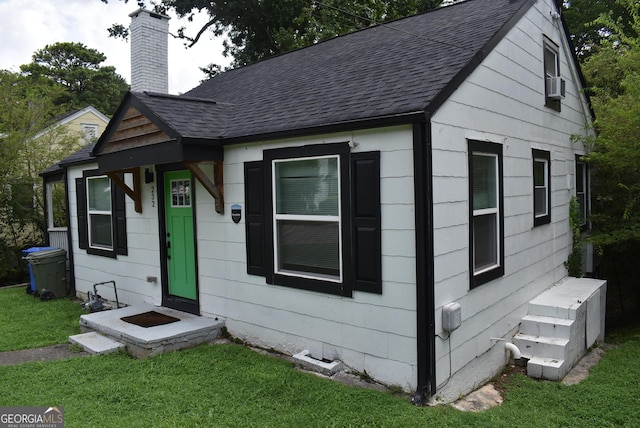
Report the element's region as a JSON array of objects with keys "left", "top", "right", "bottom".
[{"left": 0, "top": 0, "right": 231, "bottom": 94}]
